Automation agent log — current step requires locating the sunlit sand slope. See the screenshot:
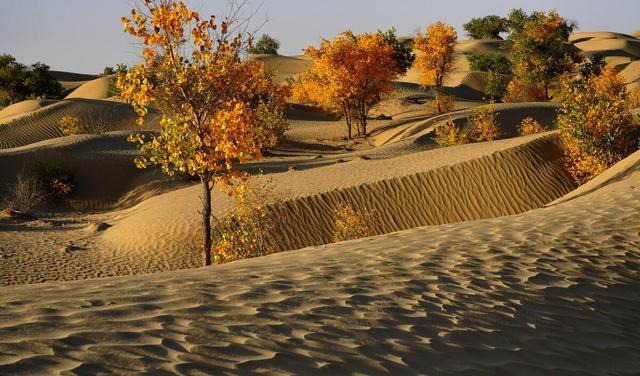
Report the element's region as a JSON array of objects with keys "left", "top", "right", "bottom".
[{"left": 0, "top": 149, "right": 638, "bottom": 375}]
